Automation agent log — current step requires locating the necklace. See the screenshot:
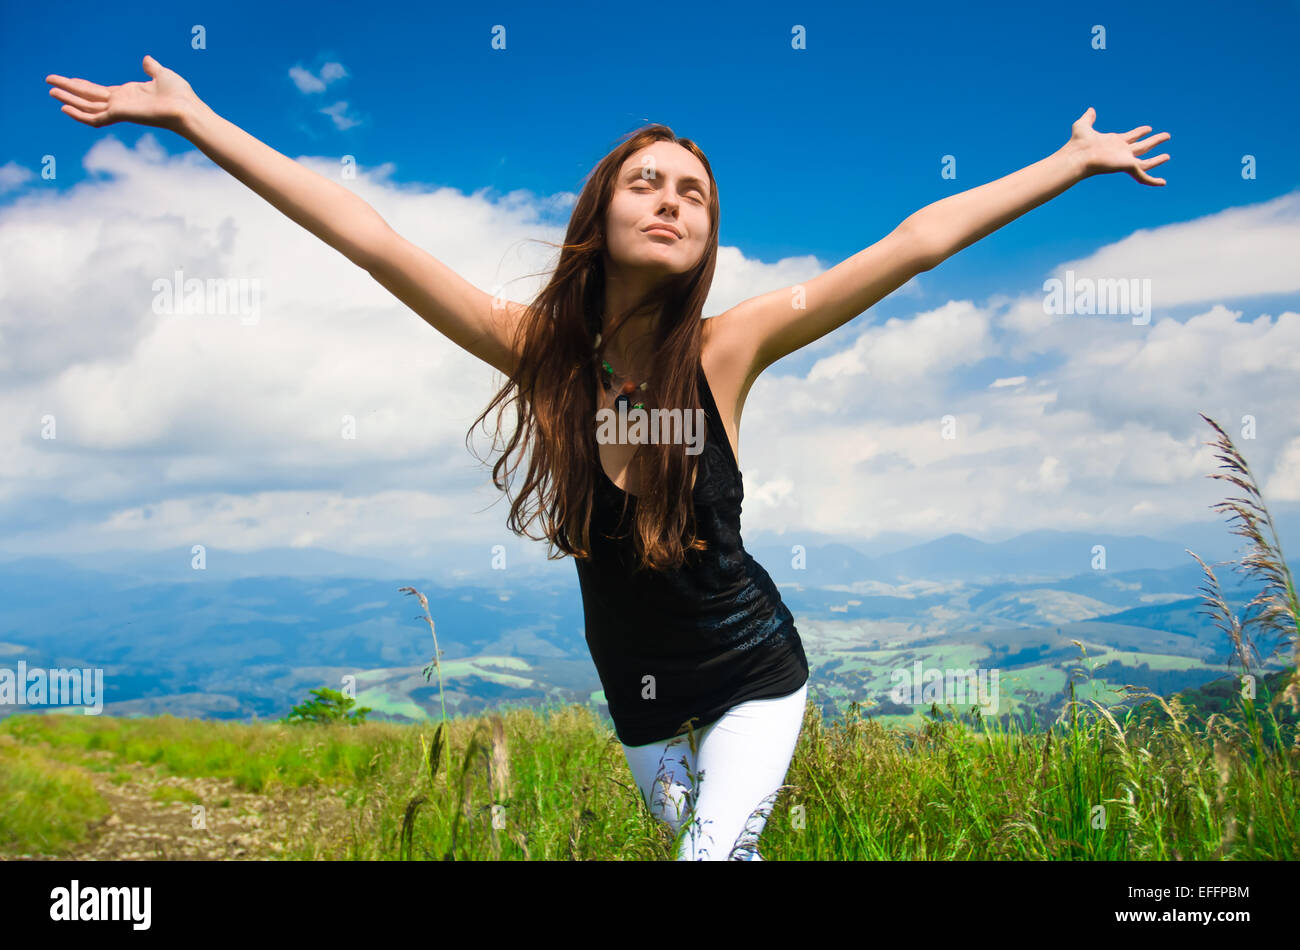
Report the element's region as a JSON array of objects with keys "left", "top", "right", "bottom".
[{"left": 593, "top": 332, "right": 649, "bottom": 411}]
